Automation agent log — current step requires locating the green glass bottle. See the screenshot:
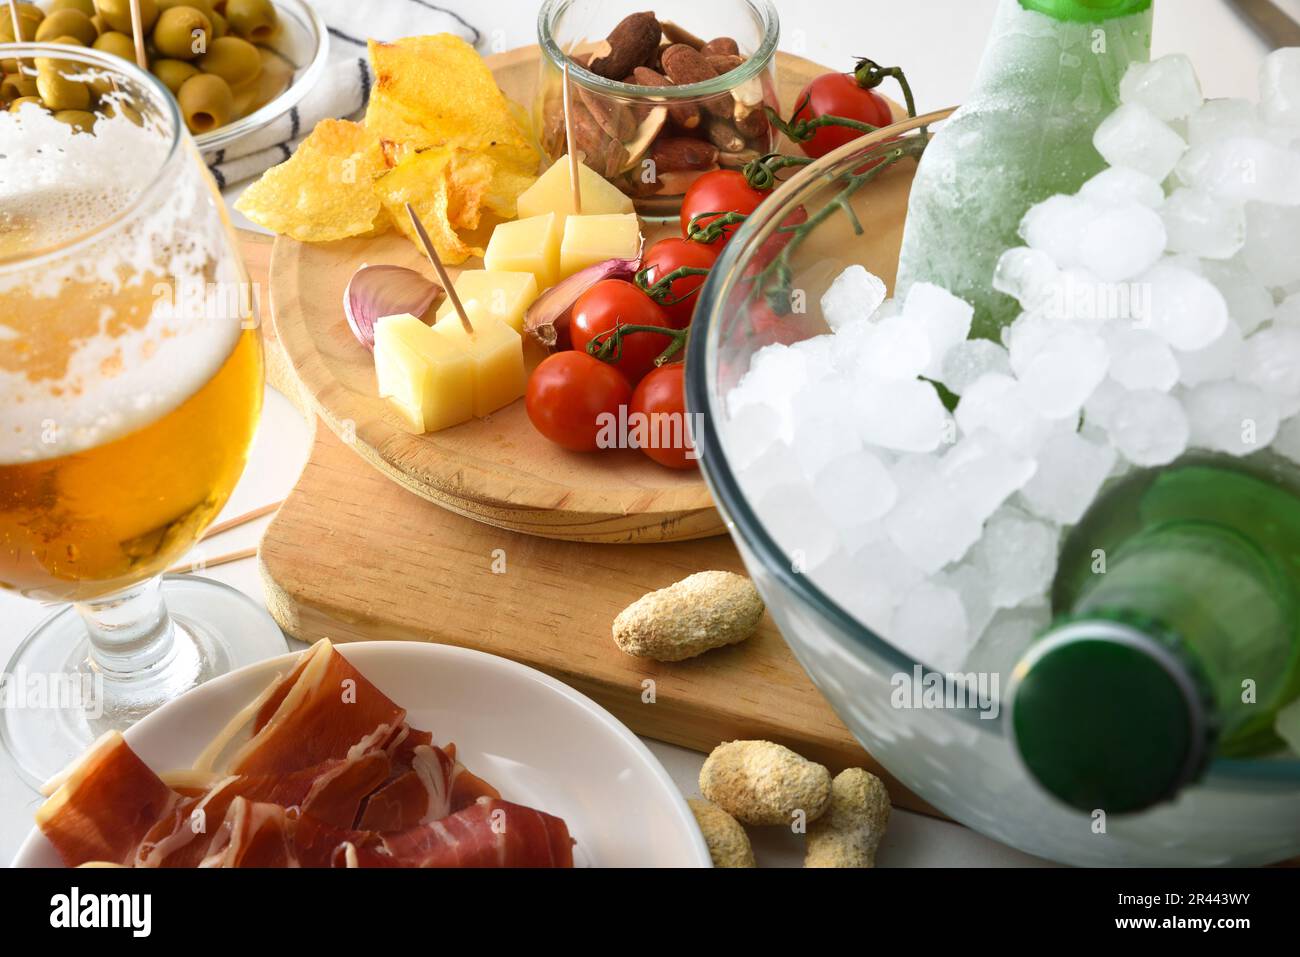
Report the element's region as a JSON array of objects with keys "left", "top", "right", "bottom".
[
  {"left": 1009, "top": 454, "right": 1300, "bottom": 814},
  {"left": 896, "top": 0, "right": 1154, "bottom": 340}
]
